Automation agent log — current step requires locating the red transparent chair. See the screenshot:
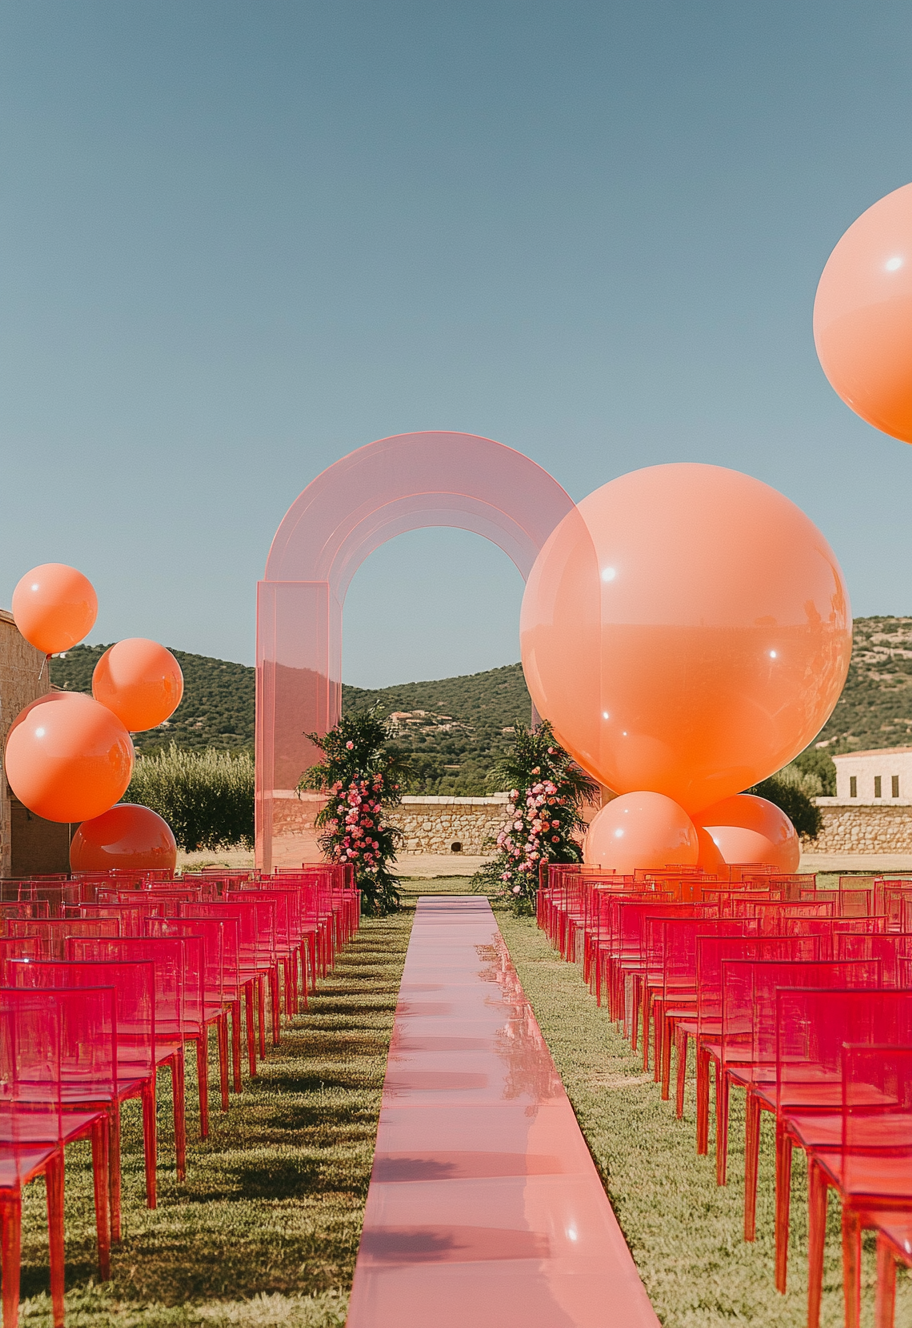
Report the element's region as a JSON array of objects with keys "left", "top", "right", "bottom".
[
  {"left": 692, "top": 934, "right": 823, "bottom": 1157},
  {"left": 718, "top": 958, "right": 881, "bottom": 1197},
  {"left": 776, "top": 1016, "right": 912, "bottom": 1326},
  {"left": 165, "top": 913, "right": 245, "bottom": 1092},
  {"left": 1, "top": 985, "right": 116, "bottom": 1328},
  {"left": 870, "top": 1210, "right": 912, "bottom": 1328},
  {"left": 145, "top": 917, "right": 230, "bottom": 1113},
  {"left": 67, "top": 935, "right": 201, "bottom": 1147},
  {"left": 10, "top": 958, "right": 158, "bottom": 1230}
]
